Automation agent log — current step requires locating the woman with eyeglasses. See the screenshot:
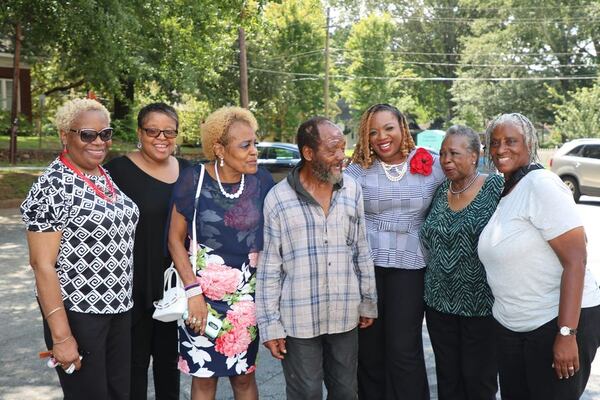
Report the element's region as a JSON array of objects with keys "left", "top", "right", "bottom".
[
  {"left": 21, "top": 98, "right": 139, "bottom": 399},
  {"left": 104, "top": 102, "right": 190, "bottom": 400}
]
